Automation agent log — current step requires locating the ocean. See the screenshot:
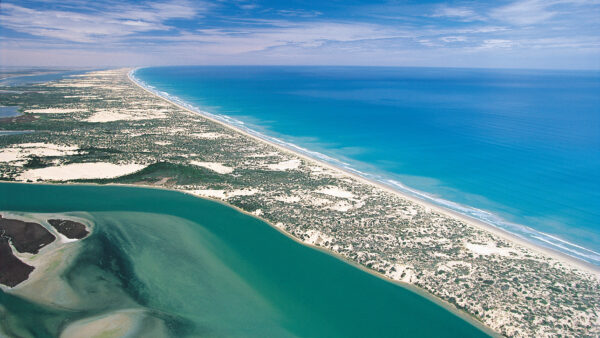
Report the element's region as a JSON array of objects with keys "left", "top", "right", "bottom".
[
  {"left": 0, "top": 183, "right": 488, "bottom": 337},
  {"left": 133, "top": 66, "right": 600, "bottom": 265}
]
